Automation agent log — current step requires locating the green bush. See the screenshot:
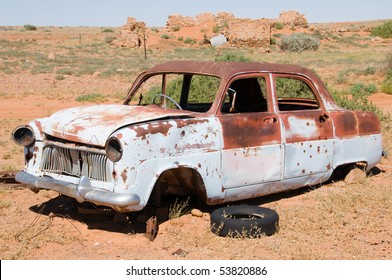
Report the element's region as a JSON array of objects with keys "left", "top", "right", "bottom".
[
  {"left": 273, "top": 22, "right": 284, "bottom": 30},
  {"left": 212, "top": 25, "right": 219, "bottom": 33},
  {"left": 371, "top": 21, "right": 392, "bottom": 38},
  {"left": 171, "top": 26, "right": 181, "bottom": 32},
  {"left": 350, "top": 83, "right": 377, "bottom": 97},
  {"left": 105, "top": 36, "right": 115, "bottom": 44},
  {"left": 161, "top": 34, "right": 170, "bottom": 39},
  {"left": 280, "top": 33, "right": 320, "bottom": 52},
  {"left": 382, "top": 70, "right": 392, "bottom": 94},
  {"left": 24, "top": 24, "right": 37, "bottom": 31},
  {"left": 382, "top": 79, "right": 392, "bottom": 94},
  {"left": 76, "top": 93, "right": 106, "bottom": 103},
  {"left": 215, "top": 53, "right": 251, "bottom": 62},
  {"left": 102, "top": 28, "right": 114, "bottom": 33},
  {"left": 183, "top": 37, "right": 196, "bottom": 44}
]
